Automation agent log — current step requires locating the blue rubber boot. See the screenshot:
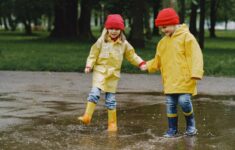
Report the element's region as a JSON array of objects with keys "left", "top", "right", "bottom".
[
  {"left": 185, "top": 114, "right": 197, "bottom": 136},
  {"left": 163, "top": 117, "right": 178, "bottom": 138}
]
